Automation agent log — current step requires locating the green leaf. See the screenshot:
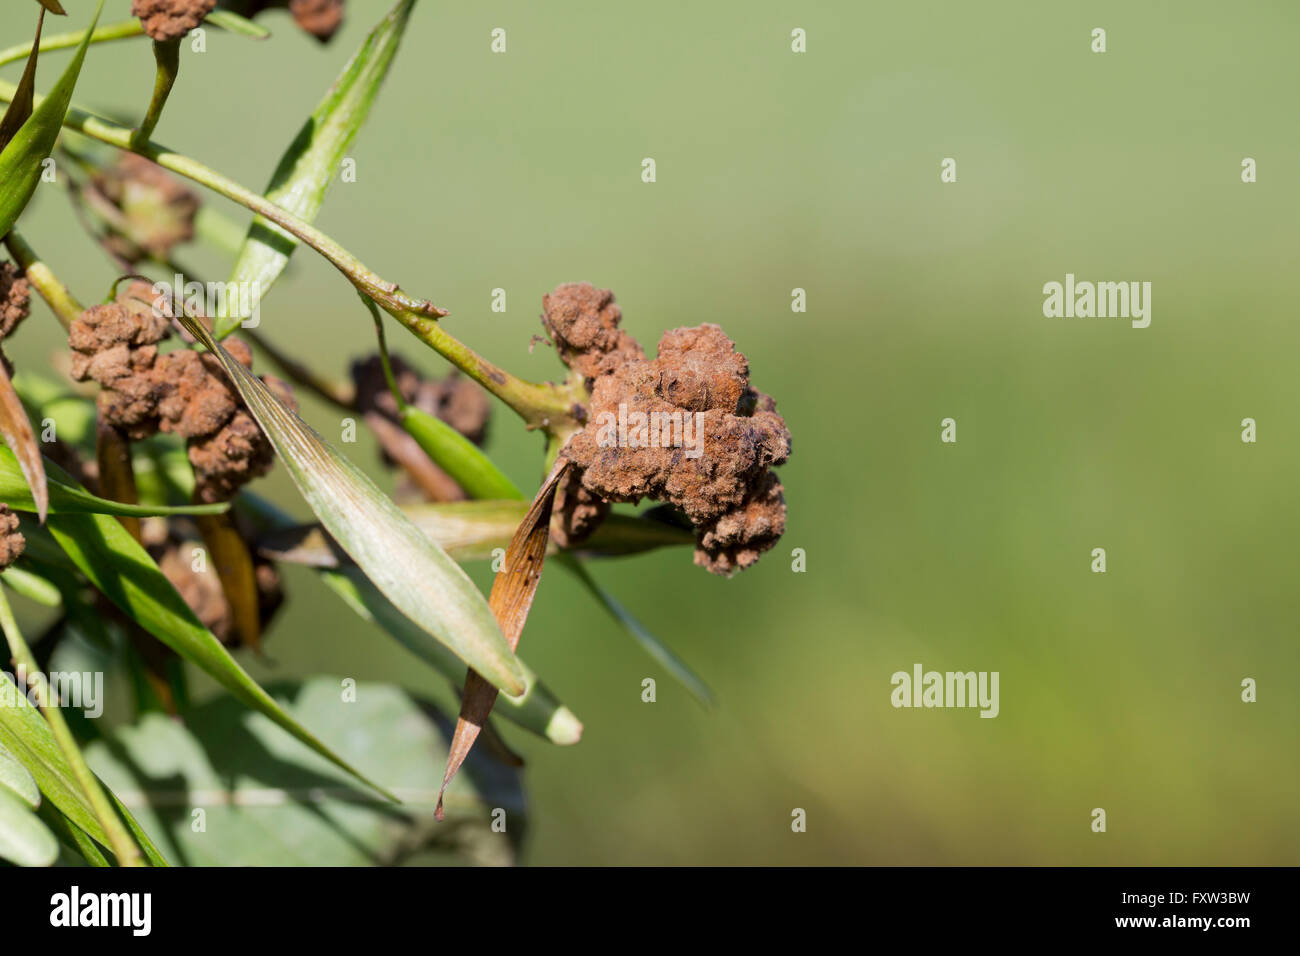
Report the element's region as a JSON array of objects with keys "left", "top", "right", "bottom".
[
  {"left": 321, "top": 566, "right": 582, "bottom": 745},
  {"left": 41, "top": 507, "right": 395, "bottom": 799},
  {"left": 205, "top": 9, "right": 270, "bottom": 39},
  {"left": 0, "top": 786, "right": 57, "bottom": 866},
  {"left": 347, "top": 388, "right": 707, "bottom": 702},
  {"left": 0, "top": 671, "right": 109, "bottom": 846},
  {"left": 399, "top": 406, "right": 523, "bottom": 500},
  {"left": 241, "top": 491, "right": 579, "bottom": 744},
  {"left": 259, "top": 501, "right": 692, "bottom": 566},
  {"left": 0, "top": 564, "right": 61, "bottom": 606},
  {"left": 175, "top": 311, "right": 527, "bottom": 697},
  {"left": 37, "top": 800, "right": 110, "bottom": 866},
  {"left": 0, "top": 0, "right": 102, "bottom": 238},
  {"left": 218, "top": 0, "right": 415, "bottom": 335},
  {"left": 86, "top": 678, "right": 526, "bottom": 866},
  {"left": 558, "top": 554, "right": 715, "bottom": 708},
  {"left": 0, "top": 445, "right": 229, "bottom": 517},
  {"left": 107, "top": 789, "right": 168, "bottom": 867},
  {"left": 0, "top": 738, "right": 40, "bottom": 808}
]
